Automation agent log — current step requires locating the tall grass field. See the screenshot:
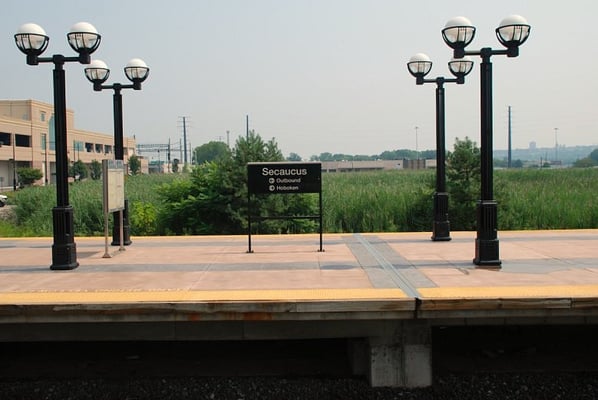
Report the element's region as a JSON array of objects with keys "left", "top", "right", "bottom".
[{"left": 1, "top": 168, "right": 597, "bottom": 237}]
